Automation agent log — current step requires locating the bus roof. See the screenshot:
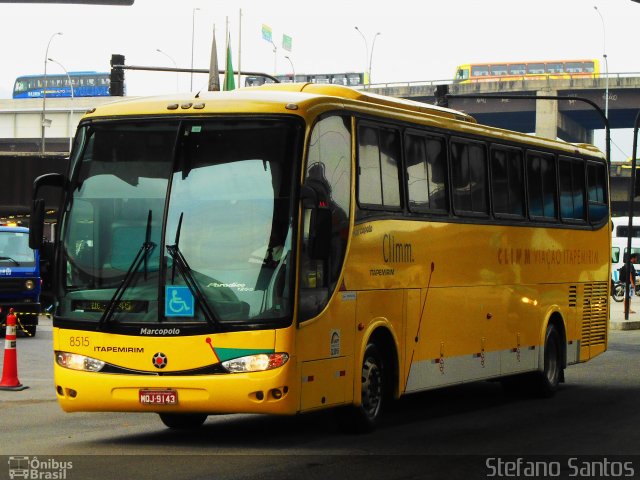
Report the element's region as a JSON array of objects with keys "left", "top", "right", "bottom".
[
  {"left": 16, "top": 71, "right": 106, "bottom": 79},
  {"left": 84, "top": 83, "right": 476, "bottom": 122},
  {"left": 459, "top": 59, "right": 598, "bottom": 67},
  {"left": 82, "top": 83, "right": 605, "bottom": 159}
]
